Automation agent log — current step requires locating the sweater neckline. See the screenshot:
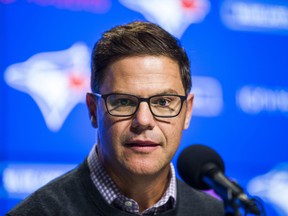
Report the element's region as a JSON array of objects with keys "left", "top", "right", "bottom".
[{"left": 78, "top": 159, "right": 179, "bottom": 216}]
